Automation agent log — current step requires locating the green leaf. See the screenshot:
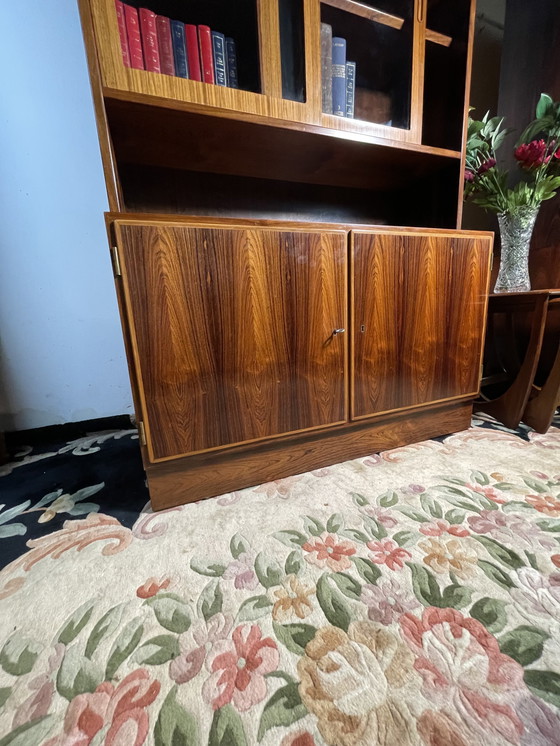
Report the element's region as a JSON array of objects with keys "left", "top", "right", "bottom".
[
  {"left": 378, "top": 490, "right": 399, "bottom": 508},
  {"left": 502, "top": 501, "right": 535, "bottom": 513},
  {"left": 0, "top": 715, "right": 55, "bottom": 746},
  {"left": 146, "top": 593, "right": 191, "bottom": 634},
  {"left": 536, "top": 93, "right": 554, "bottom": 119},
  {"left": 272, "top": 531, "right": 307, "bottom": 548},
  {"left": 474, "top": 536, "right": 525, "bottom": 570},
  {"left": 445, "top": 509, "right": 466, "bottom": 525},
  {"left": 285, "top": 551, "right": 303, "bottom": 576},
  {"left": 56, "top": 600, "right": 95, "bottom": 645},
  {"left": 499, "top": 626, "right": 549, "bottom": 666},
  {"left": 420, "top": 494, "right": 443, "bottom": 519},
  {"left": 230, "top": 534, "right": 250, "bottom": 559},
  {"left": 57, "top": 646, "right": 104, "bottom": 701},
  {"left": 85, "top": 604, "right": 125, "bottom": 659},
  {"left": 352, "top": 492, "right": 370, "bottom": 507},
  {"left": 190, "top": 558, "right": 226, "bottom": 577},
  {"left": 340, "top": 528, "right": 369, "bottom": 544},
  {"left": 255, "top": 553, "right": 283, "bottom": 589},
  {"left": 362, "top": 515, "right": 387, "bottom": 540},
  {"left": 351, "top": 556, "right": 381, "bottom": 584},
  {"left": 0, "top": 501, "right": 31, "bottom": 526},
  {"left": 524, "top": 670, "right": 560, "bottom": 709},
  {"left": 0, "top": 634, "right": 42, "bottom": 676},
  {"left": 273, "top": 623, "right": 317, "bottom": 655},
  {"left": 478, "top": 560, "right": 515, "bottom": 589},
  {"left": 257, "top": 682, "right": 307, "bottom": 740},
  {"left": 393, "top": 530, "right": 416, "bottom": 547},
  {"left": 316, "top": 574, "right": 352, "bottom": 631},
  {"left": 136, "top": 635, "right": 180, "bottom": 666},
  {"left": 396, "top": 506, "right": 428, "bottom": 522},
  {"left": 525, "top": 551, "right": 539, "bottom": 570},
  {"left": 105, "top": 617, "right": 144, "bottom": 679},
  {"left": 154, "top": 685, "right": 198, "bottom": 746},
  {"left": 238, "top": 595, "right": 273, "bottom": 622},
  {"left": 303, "top": 516, "right": 325, "bottom": 537},
  {"left": 537, "top": 519, "right": 560, "bottom": 533},
  {"left": 470, "top": 470, "right": 490, "bottom": 486},
  {"left": 330, "top": 572, "right": 362, "bottom": 600},
  {"left": 524, "top": 477, "right": 548, "bottom": 494},
  {"left": 209, "top": 704, "right": 247, "bottom": 746},
  {"left": 326, "top": 513, "right": 344, "bottom": 533},
  {"left": 265, "top": 670, "right": 296, "bottom": 685},
  {"left": 470, "top": 597, "right": 508, "bottom": 634},
  {"left": 0, "top": 687, "right": 12, "bottom": 708},
  {"left": 407, "top": 563, "right": 442, "bottom": 607},
  {"left": 0, "top": 524, "right": 26, "bottom": 539},
  {"left": 197, "top": 580, "right": 223, "bottom": 622},
  {"left": 441, "top": 584, "right": 472, "bottom": 609}
]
